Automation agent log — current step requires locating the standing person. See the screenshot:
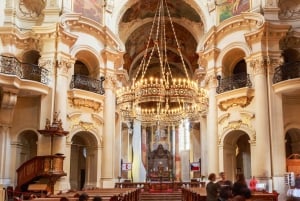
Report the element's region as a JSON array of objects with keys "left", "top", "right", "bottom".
[
  {"left": 217, "top": 172, "right": 233, "bottom": 187},
  {"left": 93, "top": 196, "right": 102, "bottom": 201},
  {"left": 217, "top": 172, "right": 233, "bottom": 201},
  {"left": 79, "top": 193, "right": 89, "bottom": 201},
  {"left": 232, "top": 173, "right": 251, "bottom": 199},
  {"left": 249, "top": 176, "right": 258, "bottom": 191},
  {"left": 206, "top": 173, "right": 220, "bottom": 201}
]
